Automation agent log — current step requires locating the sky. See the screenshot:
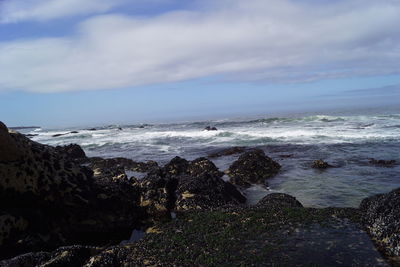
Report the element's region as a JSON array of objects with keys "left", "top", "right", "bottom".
[{"left": 0, "top": 0, "right": 400, "bottom": 127}]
